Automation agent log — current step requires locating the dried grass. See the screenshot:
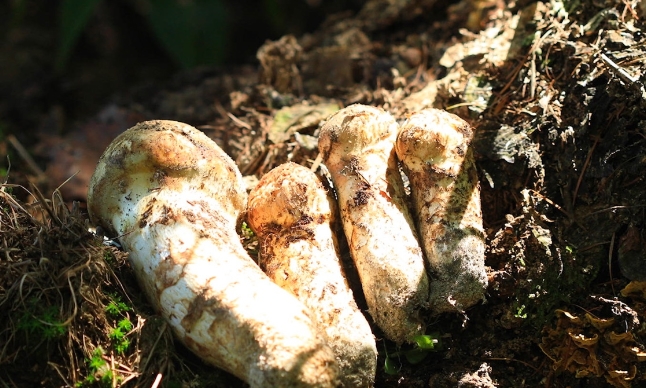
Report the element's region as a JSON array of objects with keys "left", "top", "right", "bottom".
[{"left": 0, "top": 184, "right": 178, "bottom": 387}]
